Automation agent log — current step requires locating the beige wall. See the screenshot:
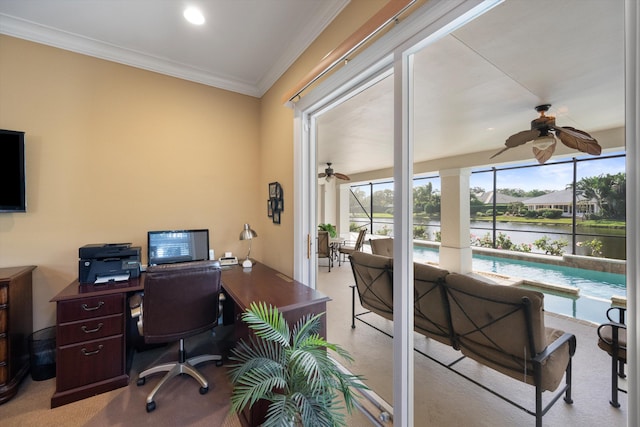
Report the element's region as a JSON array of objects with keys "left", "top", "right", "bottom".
[
  {"left": 258, "top": 0, "right": 387, "bottom": 274},
  {"left": 0, "top": 0, "right": 384, "bottom": 330},
  {"left": 0, "top": 36, "right": 261, "bottom": 329}
]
